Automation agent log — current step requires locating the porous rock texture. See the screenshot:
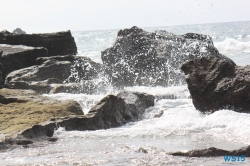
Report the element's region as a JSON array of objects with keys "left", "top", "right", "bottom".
[
  {"left": 0, "top": 88, "right": 83, "bottom": 138},
  {"left": 181, "top": 56, "right": 250, "bottom": 113},
  {"left": 0, "top": 30, "right": 77, "bottom": 56},
  {"left": 101, "top": 26, "right": 235, "bottom": 87}
]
